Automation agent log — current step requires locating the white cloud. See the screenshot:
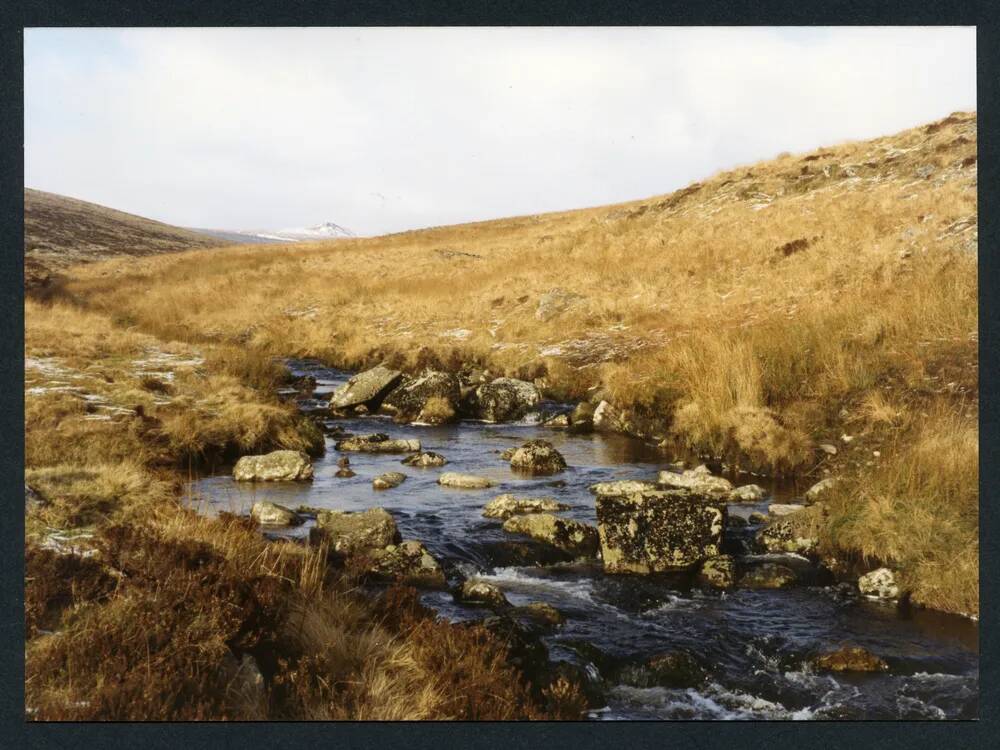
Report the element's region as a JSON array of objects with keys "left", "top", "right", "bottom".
[{"left": 24, "top": 27, "right": 976, "bottom": 234}]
